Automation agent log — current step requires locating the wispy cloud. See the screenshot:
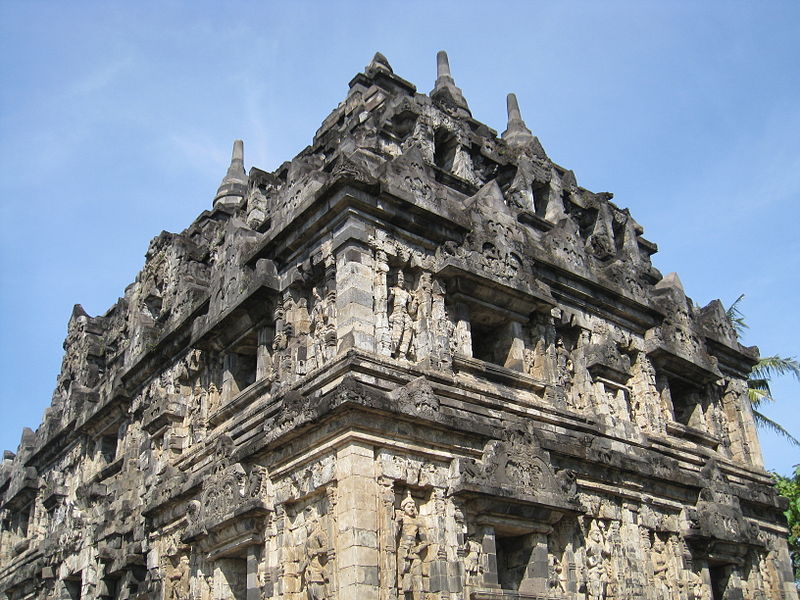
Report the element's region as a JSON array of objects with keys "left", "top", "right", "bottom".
[
  {"left": 67, "top": 55, "right": 135, "bottom": 98},
  {"left": 166, "top": 131, "right": 228, "bottom": 174},
  {"left": 241, "top": 78, "right": 271, "bottom": 170},
  {"left": 662, "top": 103, "right": 800, "bottom": 241}
]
